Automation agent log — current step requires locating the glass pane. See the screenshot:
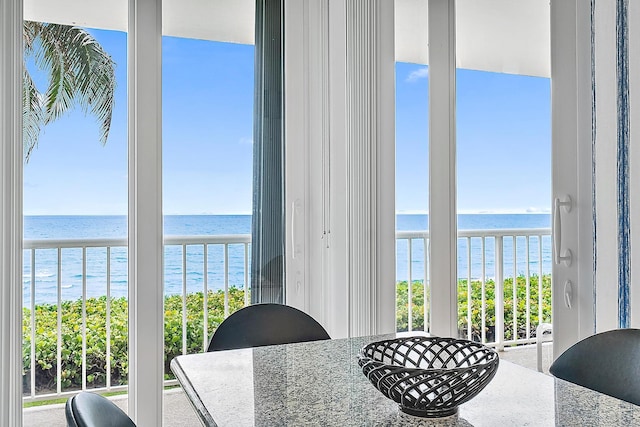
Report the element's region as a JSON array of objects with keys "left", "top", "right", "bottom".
[
  {"left": 161, "top": 9, "right": 255, "bottom": 374},
  {"left": 395, "top": 62, "right": 429, "bottom": 333},
  {"left": 451, "top": 3, "right": 552, "bottom": 378},
  {"left": 22, "top": 1, "right": 128, "bottom": 411},
  {"left": 161, "top": 1, "right": 285, "bottom": 399}
]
